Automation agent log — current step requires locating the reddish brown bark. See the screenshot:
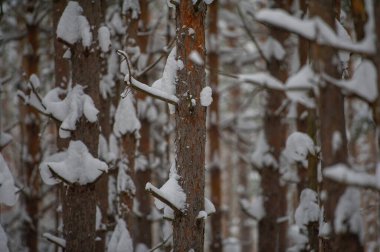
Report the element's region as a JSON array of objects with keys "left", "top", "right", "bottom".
[
  {"left": 173, "top": 2, "right": 207, "bottom": 251},
  {"left": 310, "top": 0, "right": 363, "bottom": 251},
  {"left": 258, "top": 3, "right": 290, "bottom": 252},
  {"left": 20, "top": 1, "right": 41, "bottom": 251},
  {"left": 208, "top": 1, "right": 223, "bottom": 251},
  {"left": 61, "top": 1, "right": 102, "bottom": 251}
]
